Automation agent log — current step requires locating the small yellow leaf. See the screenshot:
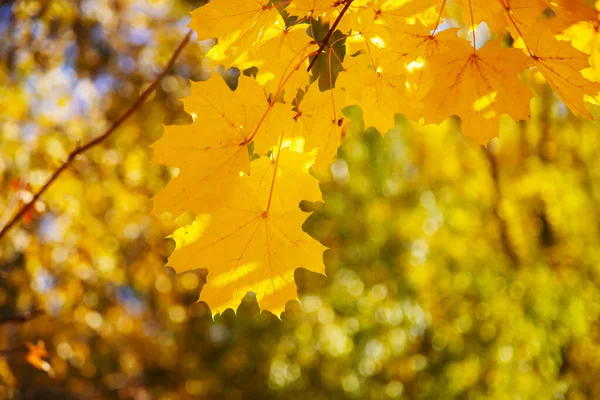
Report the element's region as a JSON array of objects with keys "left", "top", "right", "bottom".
[{"left": 25, "top": 341, "right": 52, "bottom": 374}]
